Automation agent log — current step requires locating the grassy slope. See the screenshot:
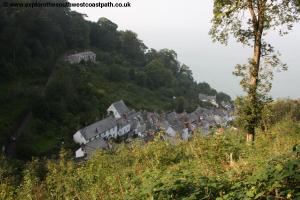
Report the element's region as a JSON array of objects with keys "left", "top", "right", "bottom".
[{"left": 1, "top": 120, "right": 299, "bottom": 199}]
